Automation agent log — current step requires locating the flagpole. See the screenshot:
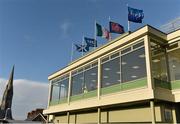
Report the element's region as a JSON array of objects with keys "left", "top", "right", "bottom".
[
  {"left": 82, "top": 35, "right": 84, "bottom": 56},
  {"left": 70, "top": 42, "right": 74, "bottom": 62},
  {"left": 94, "top": 20, "right": 96, "bottom": 50},
  {"left": 127, "top": 4, "right": 130, "bottom": 31},
  {"left": 108, "top": 16, "right": 112, "bottom": 41}
]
